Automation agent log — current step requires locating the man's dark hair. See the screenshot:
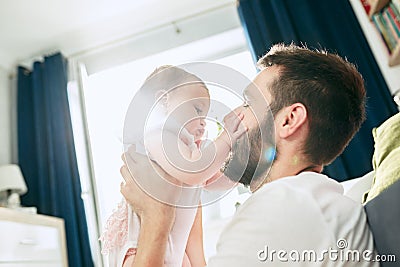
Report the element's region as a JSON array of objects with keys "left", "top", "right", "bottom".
[{"left": 257, "top": 43, "right": 366, "bottom": 165}]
